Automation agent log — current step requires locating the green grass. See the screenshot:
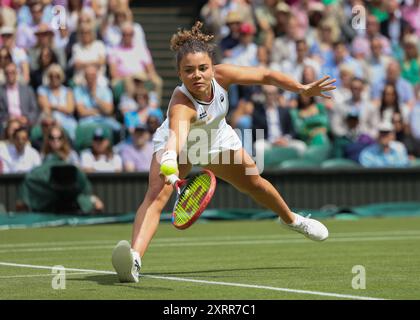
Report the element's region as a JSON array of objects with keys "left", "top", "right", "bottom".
[{"left": 0, "top": 217, "right": 420, "bottom": 300}]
